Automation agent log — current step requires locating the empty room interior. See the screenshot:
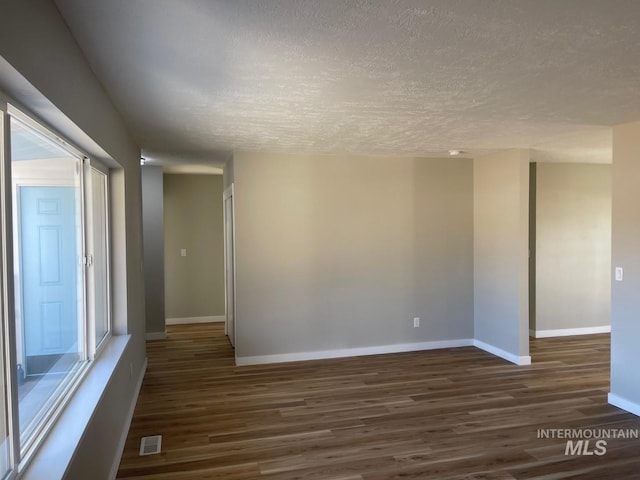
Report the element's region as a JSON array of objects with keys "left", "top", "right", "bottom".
[{"left": 1, "top": 1, "right": 640, "bottom": 479}]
